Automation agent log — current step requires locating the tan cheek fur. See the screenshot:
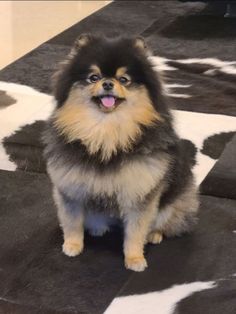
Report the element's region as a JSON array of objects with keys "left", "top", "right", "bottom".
[{"left": 53, "top": 85, "right": 161, "bottom": 160}]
